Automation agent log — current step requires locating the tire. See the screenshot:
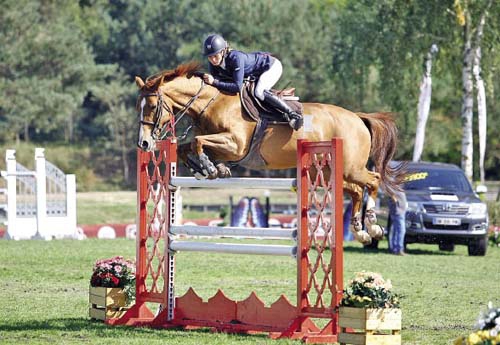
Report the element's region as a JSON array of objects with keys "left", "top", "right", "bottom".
[
  {"left": 467, "top": 237, "right": 487, "bottom": 256},
  {"left": 438, "top": 242, "right": 455, "bottom": 252}
]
